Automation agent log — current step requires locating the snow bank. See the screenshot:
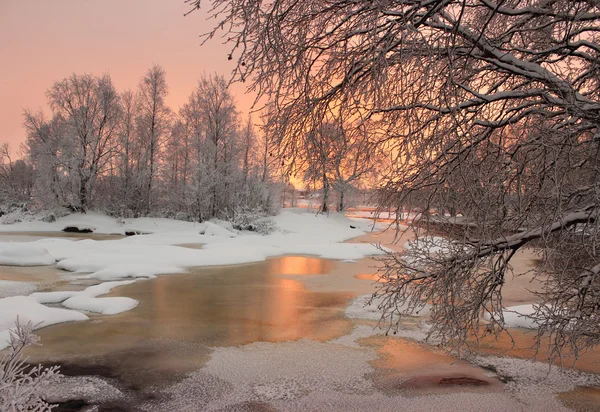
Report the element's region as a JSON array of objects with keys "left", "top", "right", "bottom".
[
  {"left": 30, "top": 291, "right": 79, "bottom": 304},
  {"left": 483, "top": 304, "right": 539, "bottom": 329},
  {"left": 0, "top": 296, "right": 88, "bottom": 350},
  {"left": 0, "top": 281, "right": 138, "bottom": 350},
  {"left": 0, "top": 211, "right": 203, "bottom": 235},
  {"left": 0, "top": 242, "right": 56, "bottom": 266},
  {"left": 77, "top": 264, "right": 184, "bottom": 281},
  {"left": 0, "top": 210, "right": 387, "bottom": 281}
]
